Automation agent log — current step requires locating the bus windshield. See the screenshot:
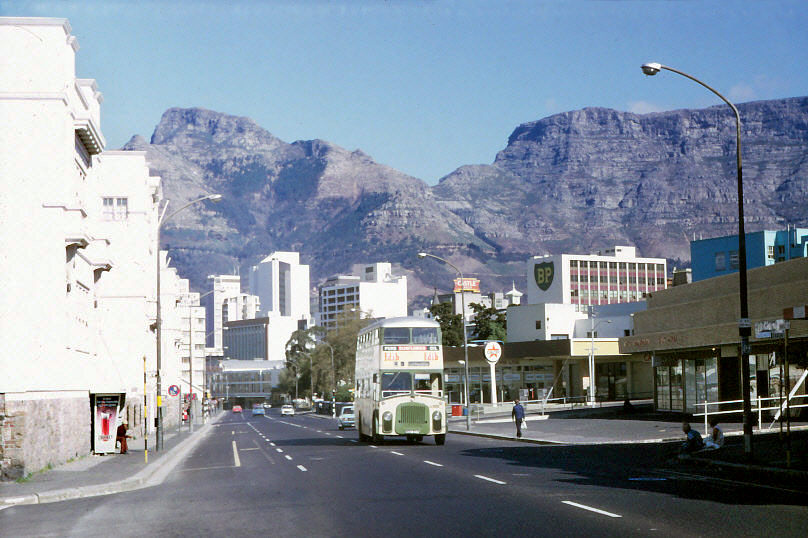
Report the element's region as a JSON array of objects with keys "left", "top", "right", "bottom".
[
  {"left": 412, "top": 327, "right": 439, "bottom": 344},
  {"left": 383, "top": 328, "right": 410, "bottom": 345},
  {"left": 382, "top": 372, "right": 412, "bottom": 394}
]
